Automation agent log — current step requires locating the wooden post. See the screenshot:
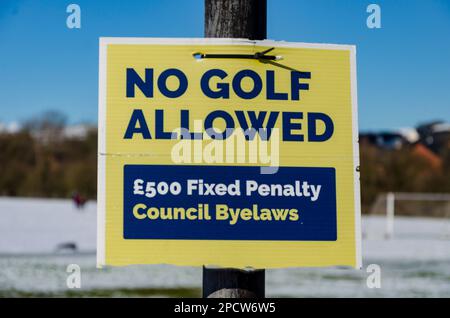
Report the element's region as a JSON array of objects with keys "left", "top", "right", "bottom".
[
  {"left": 205, "top": 0, "right": 266, "bottom": 40},
  {"left": 202, "top": 0, "right": 266, "bottom": 298},
  {"left": 202, "top": 267, "right": 265, "bottom": 298}
]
